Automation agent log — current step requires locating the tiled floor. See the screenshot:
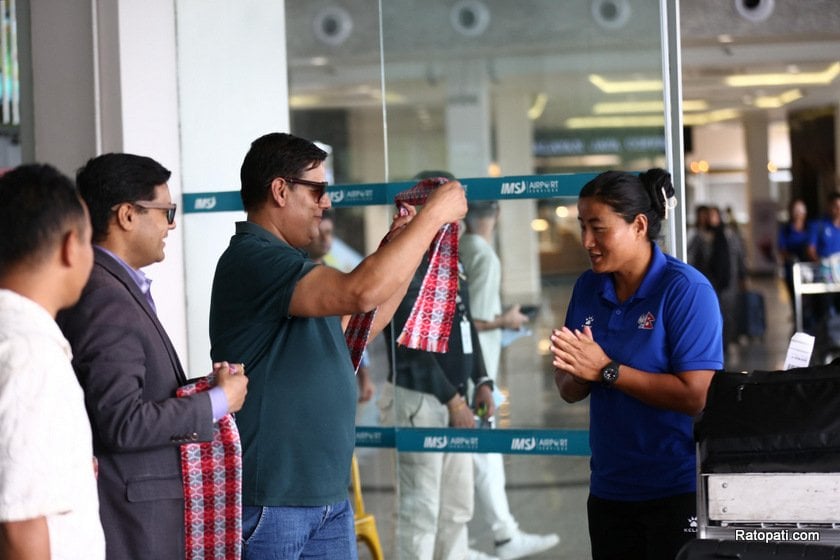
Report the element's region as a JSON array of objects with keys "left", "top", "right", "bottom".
[{"left": 355, "top": 274, "right": 793, "bottom": 559}]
